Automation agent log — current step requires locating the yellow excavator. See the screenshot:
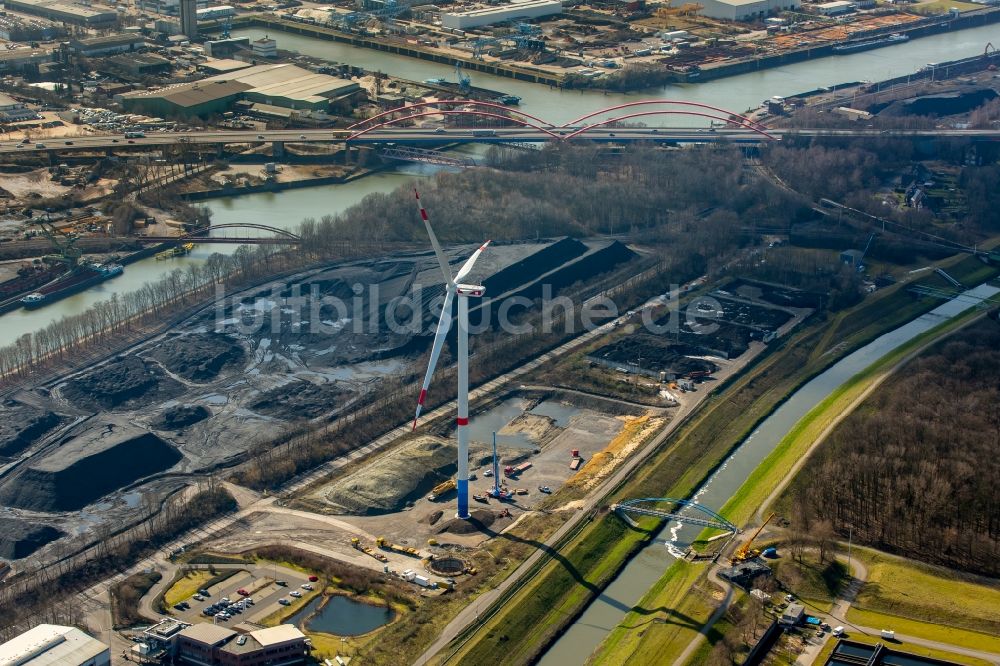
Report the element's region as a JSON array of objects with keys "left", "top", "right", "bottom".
[{"left": 731, "top": 512, "right": 775, "bottom": 563}]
